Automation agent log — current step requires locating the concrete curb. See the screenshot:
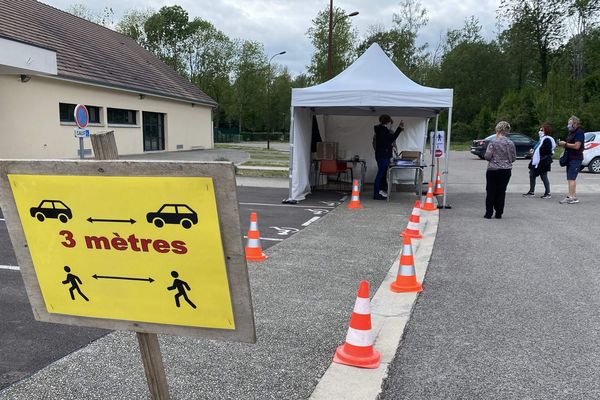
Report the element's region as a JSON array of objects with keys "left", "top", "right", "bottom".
[
  {"left": 309, "top": 210, "right": 439, "bottom": 400},
  {"left": 236, "top": 165, "right": 289, "bottom": 171}
]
